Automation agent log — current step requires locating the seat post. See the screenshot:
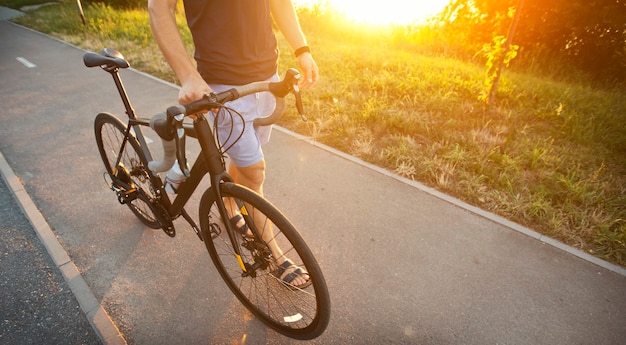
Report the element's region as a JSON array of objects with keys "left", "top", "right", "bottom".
[{"left": 109, "top": 69, "right": 137, "bottom": 120}]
